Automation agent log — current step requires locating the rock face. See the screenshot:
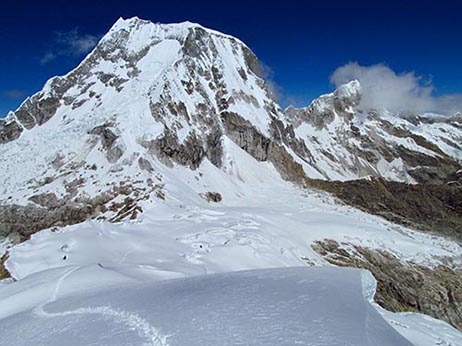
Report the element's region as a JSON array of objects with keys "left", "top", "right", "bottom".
[
  {"left": 312, "top": 177, "right": 462, "bottom": 240},
  {"left": 15, "top": 94, "right": 61, "bottom": 129},
  {"left": 221, "top": 112, "right": 271, "bottom": 161},
  {"left": 0, "top": 253, "right": 9, "bottom": 279},
  {"left": 0, "top": 181, "right": 162, "bottom": 243},
  {"left": 0, "top": 203, "right": 98, "bottom": 242},
  {"left": 150, "top": 130, "right": 207, "bottom": 169},
  {"left": 312, "top": 239, "right": 462, "bottom": 330},
  {"left": 89, "top": 124, "right": 124, "bottom": 163},
  {"left": 0, "top": 118, "right": 23, "bottom": 144}
]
